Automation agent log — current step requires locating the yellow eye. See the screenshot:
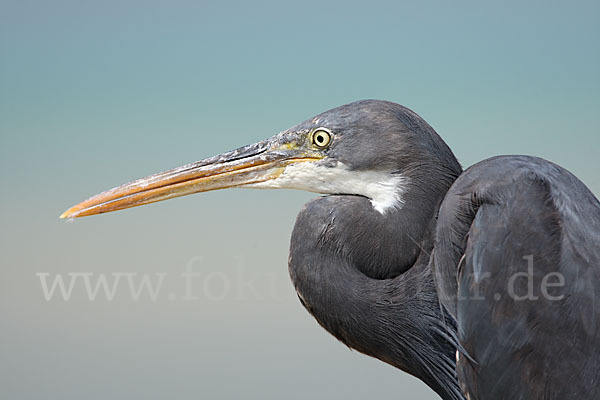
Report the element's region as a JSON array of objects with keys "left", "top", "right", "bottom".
[{"left": 312, "top": 128, "right": 332, "bottom": 148}]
